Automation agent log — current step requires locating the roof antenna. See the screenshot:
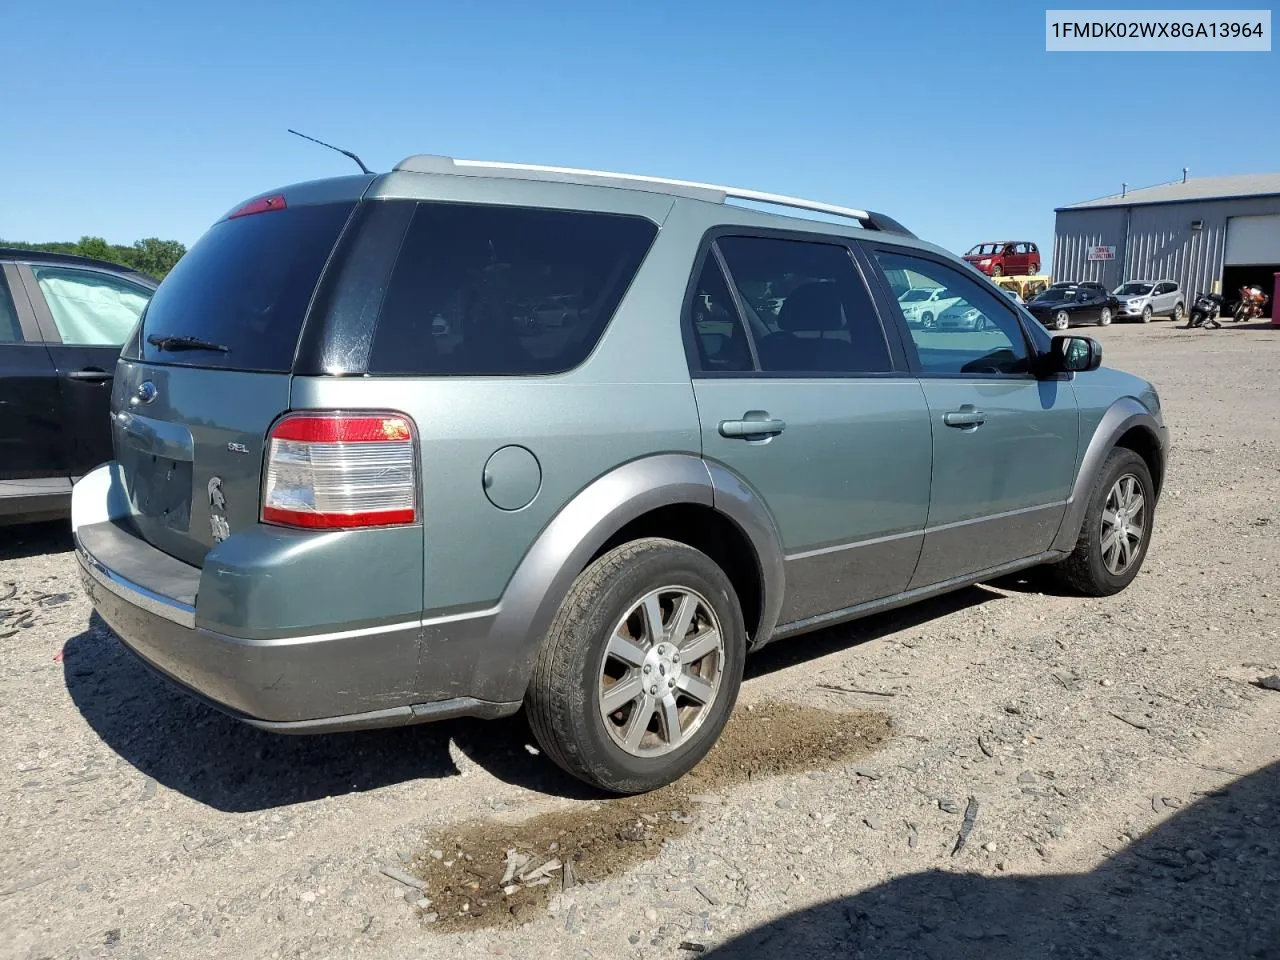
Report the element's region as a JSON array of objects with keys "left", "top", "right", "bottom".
[
  {"left": 287, "top": 128, "right": 372, "bottom": 175},
  {"left": 1121, "top": 182, "right": 1127, "bottom": 198},
  {"left": 1182, "top": 167, "right": 1189, "bottom": 183}
]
